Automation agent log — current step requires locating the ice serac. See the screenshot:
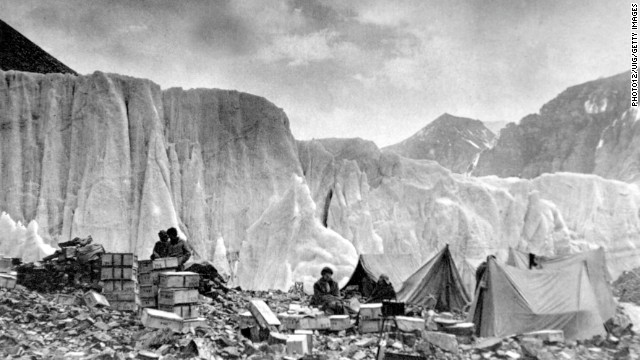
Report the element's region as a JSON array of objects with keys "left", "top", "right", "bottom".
[
  {"left": 0, "top": 70, "right": 303, "bottom": 263},
  {"left": 237, "top": 175, "right": 358, "bottom": 292},
  {"left": 162, "top": 88, "right": 303, "bottom": 255},
  {"left": 383, "top": 113, "right": 495, "bottom": 173},
  {"left": 474, "top": 72, "right": 632, "bottom": 180},
  {"left": 297, "top": 139, "right": 384, "bottom": 254},
  {"left": 0, "top": 212, "right": 54, "bottom": 263}
]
